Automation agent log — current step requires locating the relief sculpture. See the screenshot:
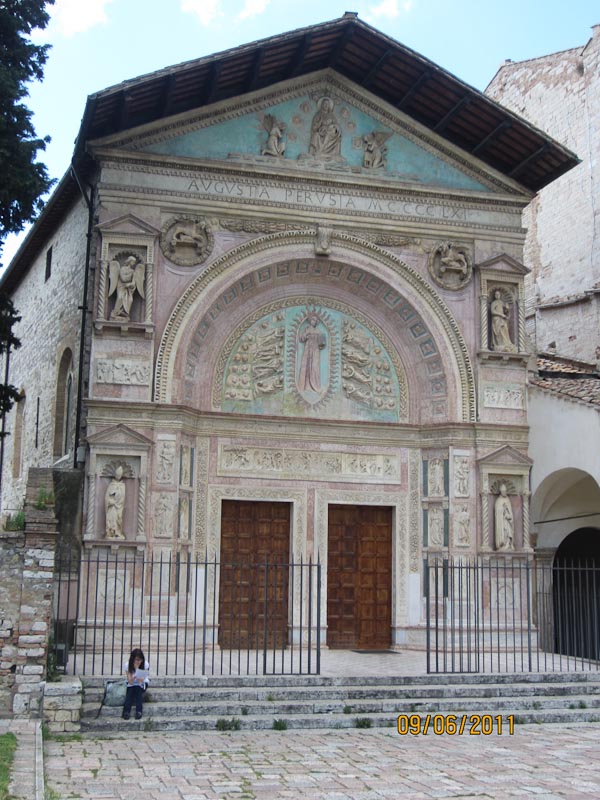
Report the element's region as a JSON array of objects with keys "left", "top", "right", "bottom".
[
  {"left": 108, "top": 255, "right": 145, "bottom": 321},
  {"left": 297, "top": 315, "right": 327, "bottom": 394},
  {"left": 362, "top": 131, "right": 391, "bottom": 169},
  {"left": 308, "top": 97, "right": 342, "bottom": 158},
  {"left": 341, "top": 321, "right": 395, "bottom": 411},
  {"left": 261, "top": 114, "right": 286, "bottom": 157}
]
